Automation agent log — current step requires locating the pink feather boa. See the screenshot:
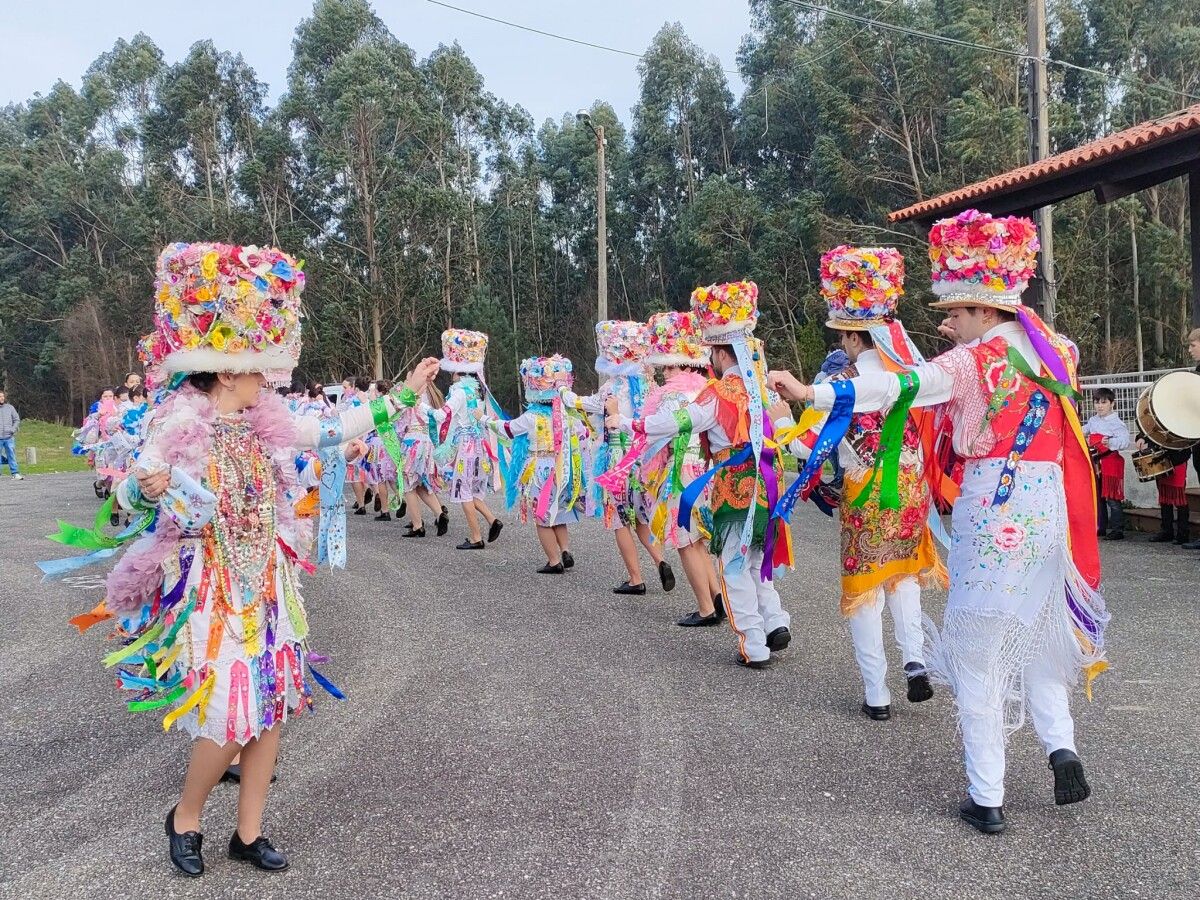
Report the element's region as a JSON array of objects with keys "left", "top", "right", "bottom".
[
  {"left": 104, "top": 386, "right": 306, "bottom": 615},
  {"left": 642, "top": 370, "right": 708, "bottom": 472}
]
